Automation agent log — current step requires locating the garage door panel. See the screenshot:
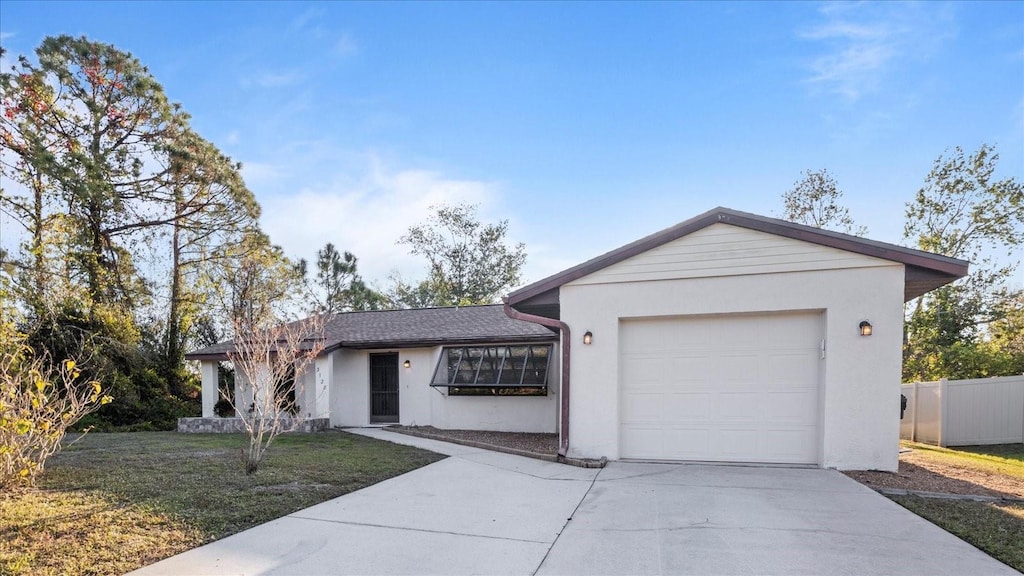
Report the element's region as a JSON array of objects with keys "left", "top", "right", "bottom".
[
  {"left": 763, "top": 430, "right": 817, "bottom": 462},
  {"left": 669, "top": 356, "right": 712, "bottom": 380},
  {"left": 717, "top": 429, "right": 761, "bottom": 459},
  {"left": 621, "top": 393, "right": 663, "bottom": 423},
  {"left": 622, "top": 357, "right": 664, "bottom": 388},
  {"left": 716, "top": 392, "right": 759, "bottom": 421},
  {"left": 663, "top": 393, "right": 711, "bottom": 421},
  {"left": 664, "top": 428, "right": 711, "bottom": 459},
  {"left": 768, "top": 353, "right": 820, "bottom": 387},
  {"left": 620, "top": 312, "right": 821, "bottom": 465},
  {"left": 620, "top": 427, "right": 664, "bottom": 459},
  {"left": 765, "top": 391, "right": 819, "bottom": 423},
  {"left": 717, "top": 353, "right": 760, "bottom": 382}
]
